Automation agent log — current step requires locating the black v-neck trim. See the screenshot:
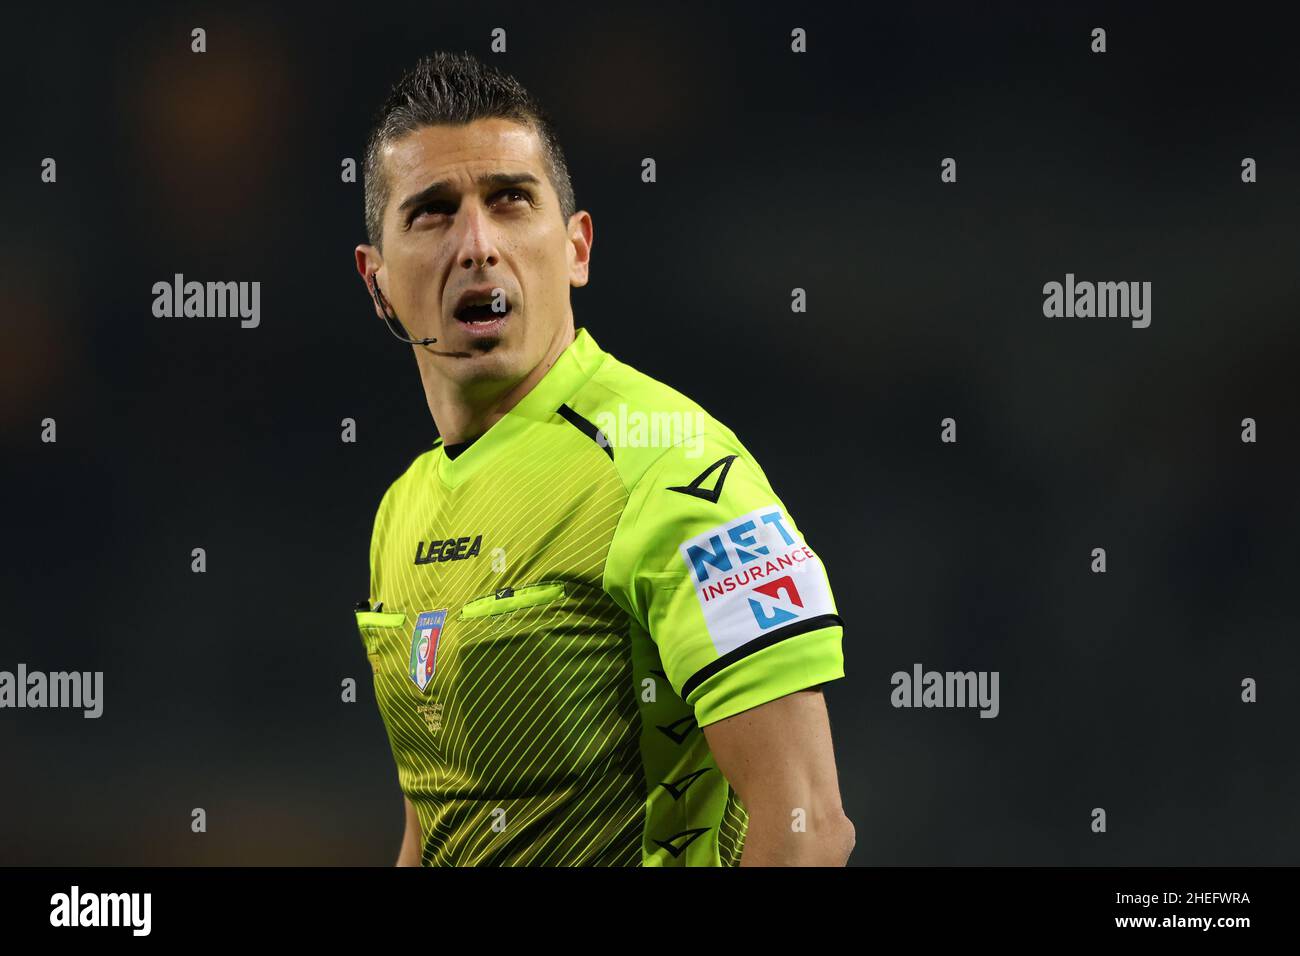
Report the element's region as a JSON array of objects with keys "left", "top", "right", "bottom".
[{"left": 442, "top": 434, "right": 484, "bottom": 461}]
